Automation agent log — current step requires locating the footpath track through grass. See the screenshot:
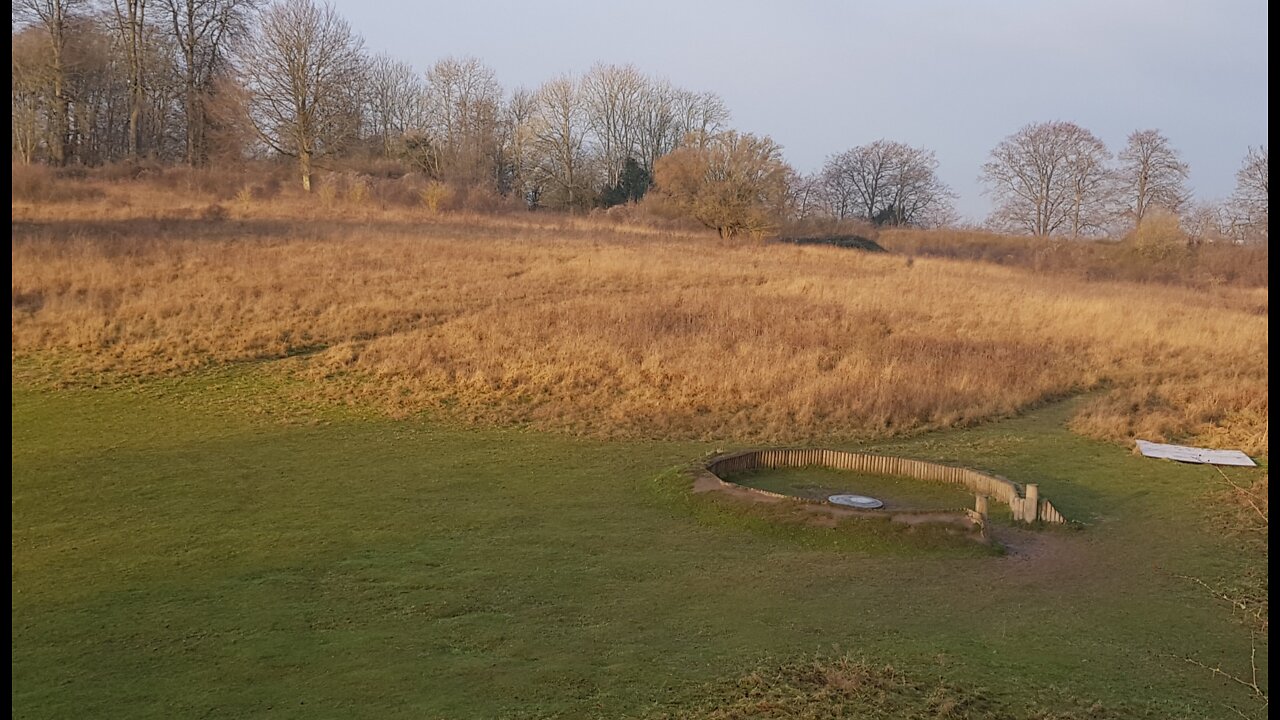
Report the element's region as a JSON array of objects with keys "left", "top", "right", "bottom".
[{"left": 10, "top": 365, "right": 1268, "bottom": 719}]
